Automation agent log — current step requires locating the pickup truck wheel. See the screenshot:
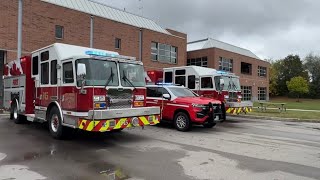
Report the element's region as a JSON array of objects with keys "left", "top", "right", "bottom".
[
  {"left": 49, "top": 107, "right": 68, "bottom": 140},
  {"left": 203, "top": 122, "right": 216, "bottom": 128},
  {"left": 174, "top": 112, "right": 191, "bottom": 132}
]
